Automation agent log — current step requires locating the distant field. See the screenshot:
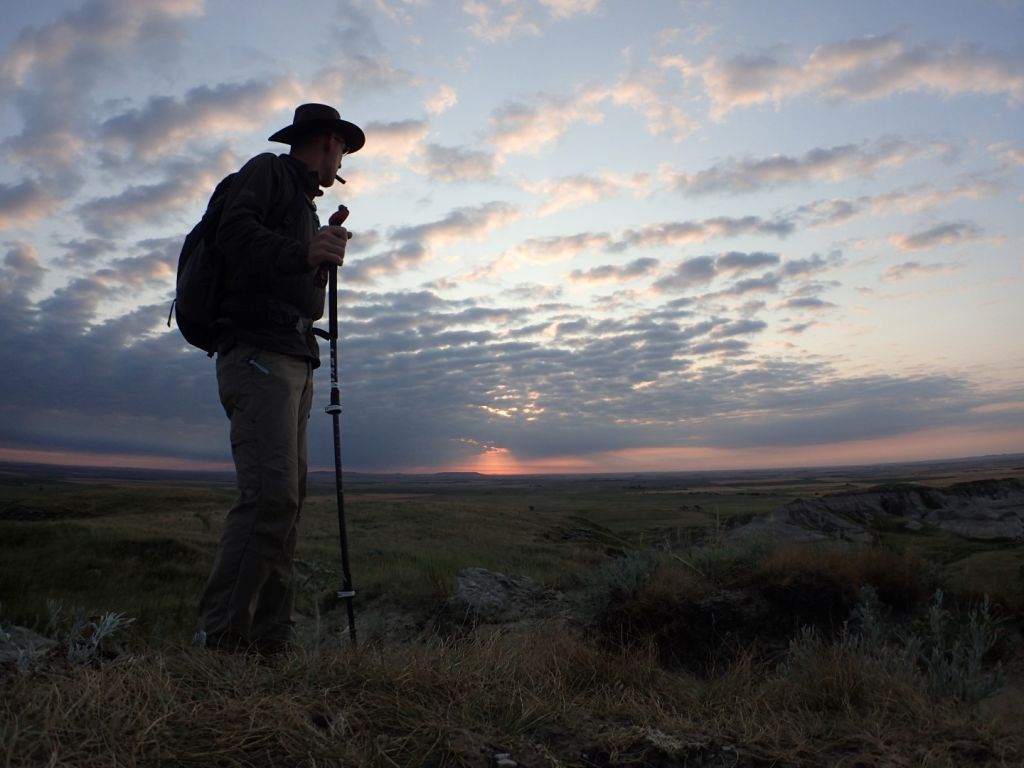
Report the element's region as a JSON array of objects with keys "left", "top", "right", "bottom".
[
  {"left": 2, "top": 454, "right": 1022, "bottom": 641},
  {"left": 2, "top": 456, "right": 1022, "bottom": 766}
]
